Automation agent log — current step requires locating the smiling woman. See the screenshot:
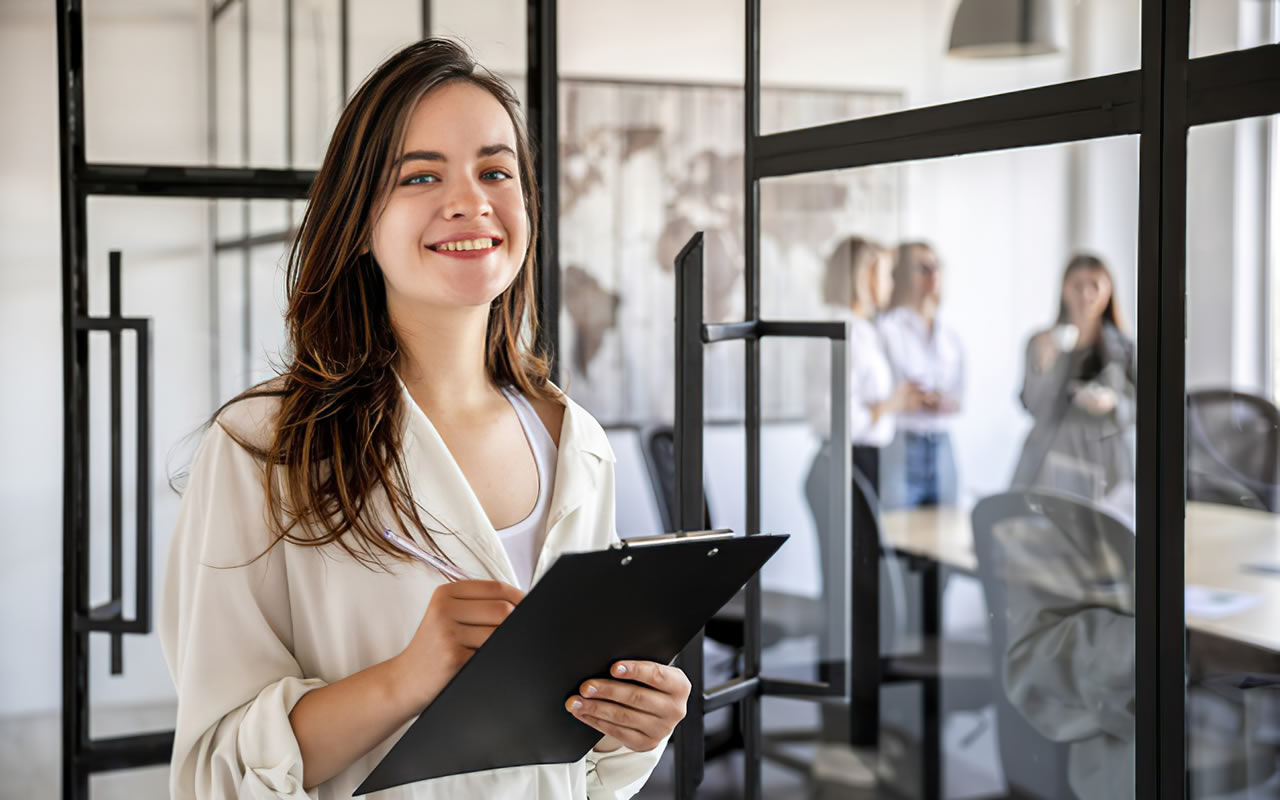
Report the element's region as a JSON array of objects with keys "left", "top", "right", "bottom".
[{"left": 157, "top": 38, "right": 685, "bottom": 800}]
